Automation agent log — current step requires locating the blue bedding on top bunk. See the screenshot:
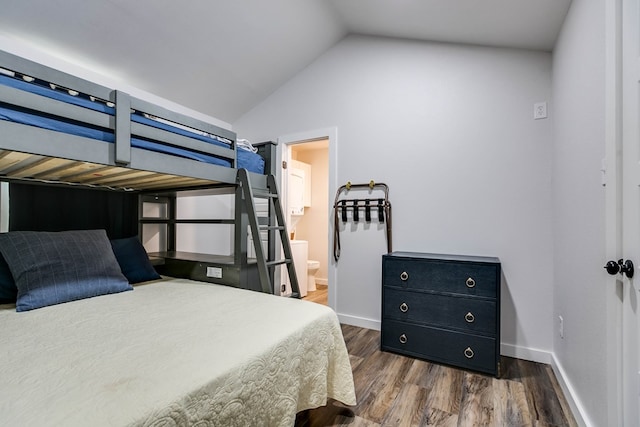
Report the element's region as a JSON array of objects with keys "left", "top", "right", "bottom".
[
  {"left": 0, "top": 74, "right": 264, "bottom": 174},
  {"left": 0, "top": 73, "right": 114, "bottom": 114},
  {"left": 0, "top": 105, "right": 233, "bottom": 167}
]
